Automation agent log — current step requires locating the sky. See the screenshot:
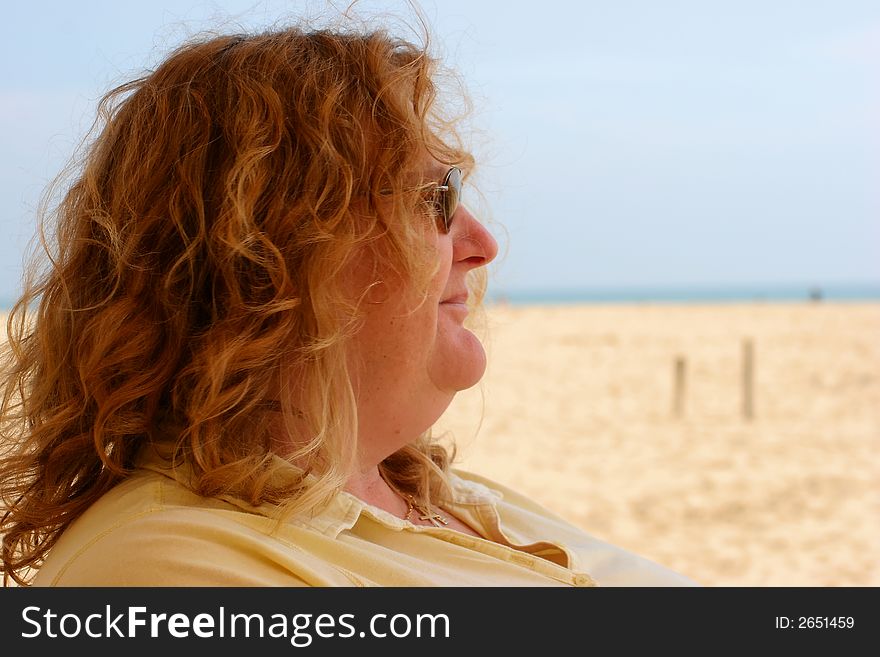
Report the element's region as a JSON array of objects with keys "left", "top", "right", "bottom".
[{"left": 2, "top": 0, "right": 879, "bottom": 303}]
